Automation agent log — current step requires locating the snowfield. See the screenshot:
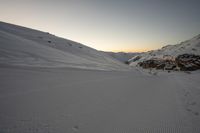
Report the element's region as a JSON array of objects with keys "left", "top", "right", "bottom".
[
  {"left": 0, "top": 22, "right": 200, "bottom": 133},
  {"left": 0, "top": 22, "right": 129, "bottom": 71},
  {"left": 103, "top": 51, "right": 137, "bottom": 63},
  {"left": 0, "top": 67, "right": 200, "bottom": 133}
]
